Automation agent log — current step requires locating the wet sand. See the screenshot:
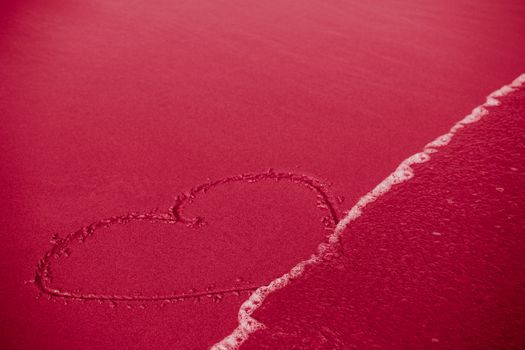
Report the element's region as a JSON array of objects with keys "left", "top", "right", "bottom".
[{"left": 1, "top": 0, "right": 524, "bottom": 349}]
